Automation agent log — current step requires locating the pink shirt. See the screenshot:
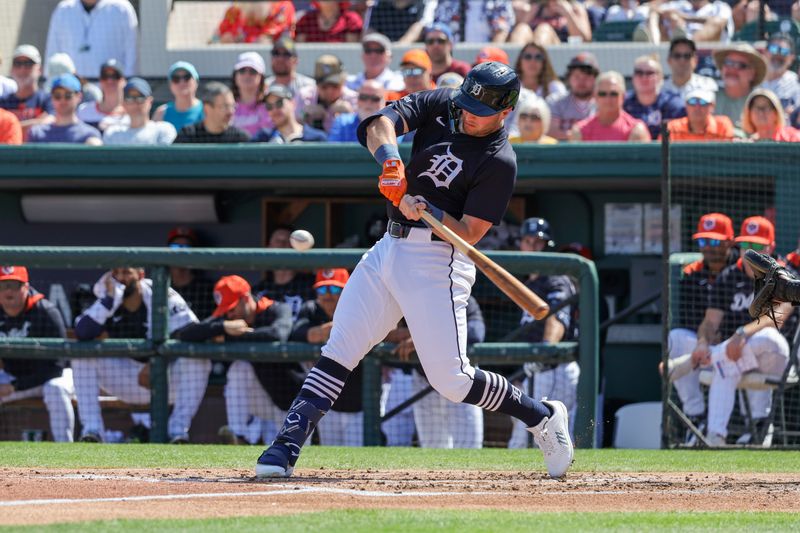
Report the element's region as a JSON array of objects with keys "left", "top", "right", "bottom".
[
  {"left": 233, "top": 101, "right": 272, "bottom": 137},
  {"left": 759, "top": 126, "right": 800, "bottom": 142},
  {"left": 576, "top": 110, "right": 644, "bottom": 141}
]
